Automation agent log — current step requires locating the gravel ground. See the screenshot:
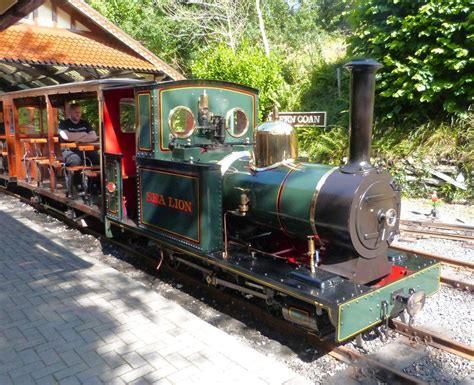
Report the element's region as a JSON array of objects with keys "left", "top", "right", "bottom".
[
  {"left": 394, "top": 236, "right": 474, "bottom": 264},
  {"left": 404, "top": 346, "right": 473, "bottom": 385},
  {"left": 414, "top": 286, "right": 473, "bottom": 346},
  {"left": 1, "top": 192, "right": 473, "bottom": 384},
  {"left": 400, "top": 197, "right": 474, "bottom": 226},
  {"left": 395, "top": 199, "right": 474, "bottom": 349}
]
